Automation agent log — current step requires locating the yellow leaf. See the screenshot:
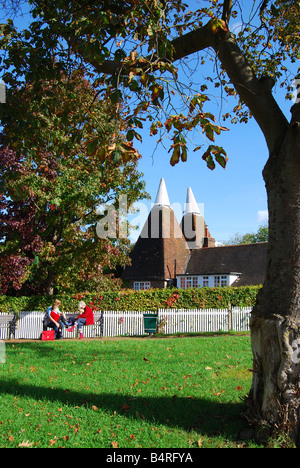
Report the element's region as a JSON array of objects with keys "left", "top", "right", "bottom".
[
  {"left": 18, "top": 440, "right": 34, "bottom": 447},
  {"left": 49, "top": 438, "right": 58, "bottom": 446}
]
